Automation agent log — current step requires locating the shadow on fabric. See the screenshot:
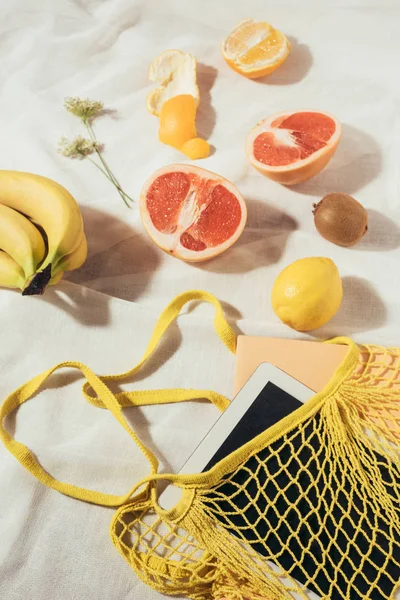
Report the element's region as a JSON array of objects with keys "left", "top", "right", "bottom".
[
  {"left": 196, "top": 62, "right": 218, "bottom": 141},
  {"left": 289, "top": 124, "right": 382, "bottom": 196},
  {"left": 357, "top": 210, "right": 400, "bottom": 251},
  {"left": 256, "top": 37, "right": 313, "bottom": 85},
  {"left": 198, "top": 199, "right": 298, "bottom": 274},
  {"left": 42, "top": 283, "right": 111, "bottom": 327},
  {"left": 315, "top": 276, "right": 387, "bottom": 338},
  {"left": 66, "top": 205, "right": 161, "bottom": 303}
]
